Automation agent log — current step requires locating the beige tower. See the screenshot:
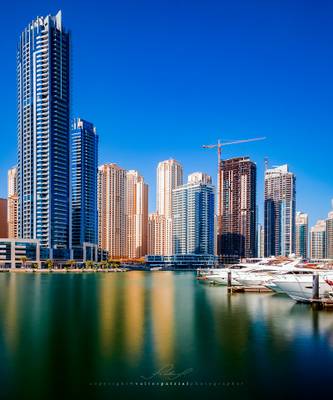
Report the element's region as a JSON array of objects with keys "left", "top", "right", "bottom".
[
  {"left": 148, "top": 213, "right": 172, "bottom": 255},
  {"left": 7, "top": 167, "right": 18, "bottom": 238},
  {"left": 98, "top": 164, "right": 127, "bottom": 259},
  {"left": 154, "top": 159, "right": 183, "bottom": 255},
  {"left": 126, "top": 170, "right": 148, "bottom": 259}
]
